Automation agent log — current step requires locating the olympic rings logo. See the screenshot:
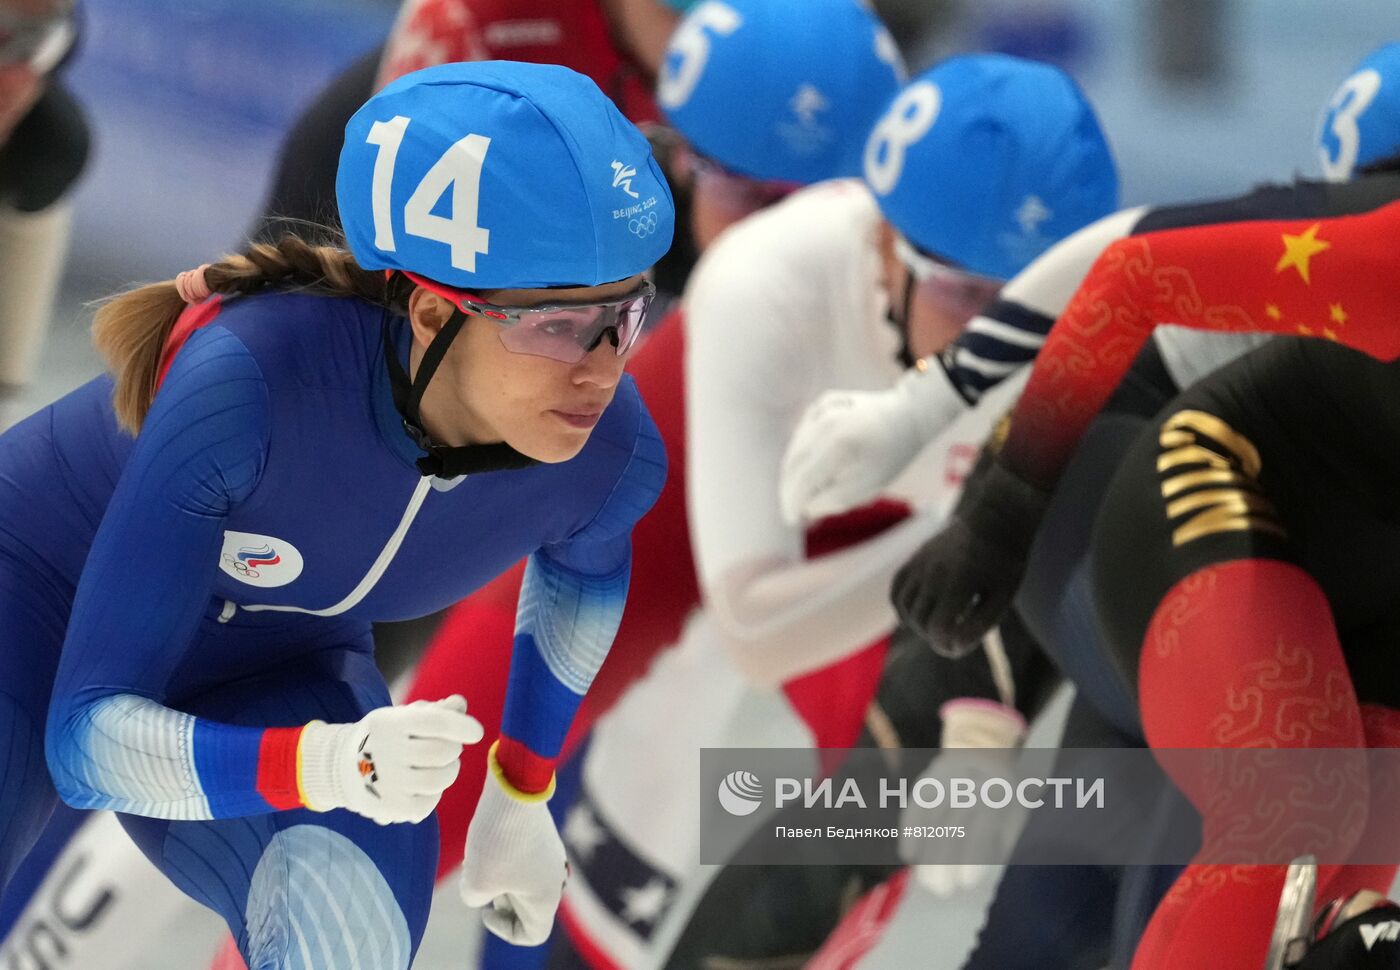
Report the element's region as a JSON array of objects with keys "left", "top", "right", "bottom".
[
  {"left": 222, "top": 554, "right": 262, "bottom": 580},
  {"left": 629, "top": 212, "right": 659, "bottom": 238}
]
